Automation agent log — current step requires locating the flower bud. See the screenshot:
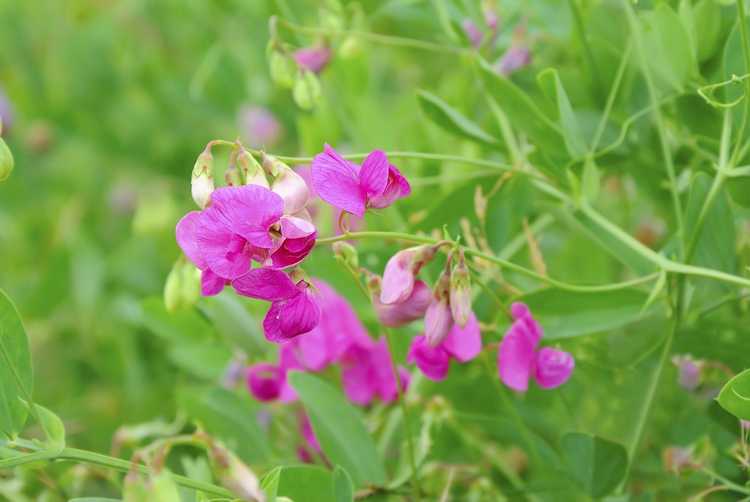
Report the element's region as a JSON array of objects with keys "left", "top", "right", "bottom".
[
  {"left": 671, "top": 355, "right": 702, "bottom": 391},
  {"left": 375, "top": 280, "right": 431, "bottom": 328},
  {"left": 333, "top": 241, "right": 359, "bottom": 270},
  {"left": 246, "top": 363, "right": 285, "bottom": 402},
  {"left": 164, "top": 258, "right": 201, "bottom": 313},
  {"left": 425, "top": 288, "right": 453, "bottom": 347},
  {"left": 0, "top": 137, "right": 13, "bottom": 183},
  {"left": 191, "top": 149, "right": 214, "bottom": 208},
  {"left": 268, "top": 47, "right": 296, "bottom": 89},
  {"left": 293, "top": 46, "right": 332, "bottom": 74},
  {"left": 265, "top": 154, "right": 310, "bottom": 214},
  {"left": 237, "top": 148, "right": 269, "bottom": 188},
  {"left": 206, "top": 438, "right": 264, "bottom": 501},
  {"left": 380, "top": 244, "right": 438, "bottom": 304},
  {"left": 449, "top": 251, "right": 472, "bottom": 327},
  {"left": 496, "top": 45, "right": 531, "bottom": 76},
  {"left": 293, "top": 70, "right": 321, "bottom": 111}
]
